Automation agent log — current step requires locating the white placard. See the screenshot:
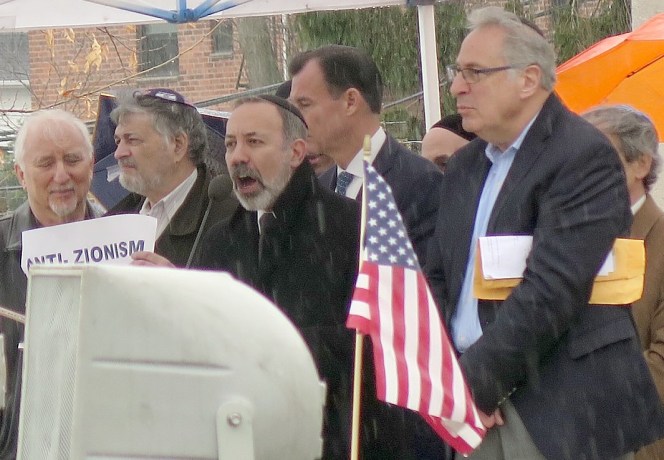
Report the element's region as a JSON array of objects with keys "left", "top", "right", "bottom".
[
  {"left": 479, "top": 235, "right": 533, "bottom": 280},
  {"left": 479, "top": 235, "right": 615, "bottom": 280},
  {"left": 21, "top": 215, "right": 157, "bottom": 275}
]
